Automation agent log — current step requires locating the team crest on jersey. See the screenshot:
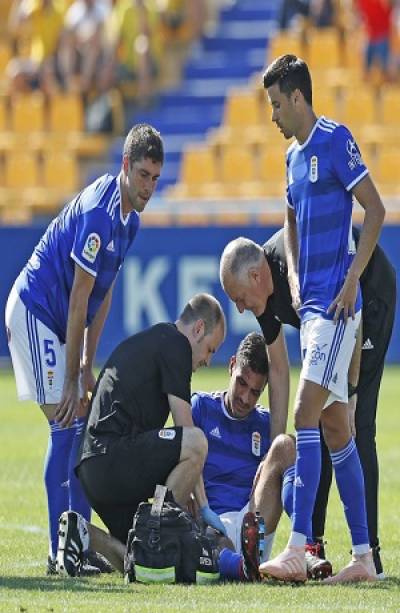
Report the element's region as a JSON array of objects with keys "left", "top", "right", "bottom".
[
  {"left": 82, "top": 233, "right": 101, "bottom": 263},
  {"left": 346, "top": 139, "right": 363, "bottom": 170},
  {"left": 309, "top": 155, "right": 318, "bottom": 183},
  {"left": 158, "top": 429, "right": 176, "bottom": 440},
  {"left": 252, "top": 431, "right": 261, "bottom": 457}
]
